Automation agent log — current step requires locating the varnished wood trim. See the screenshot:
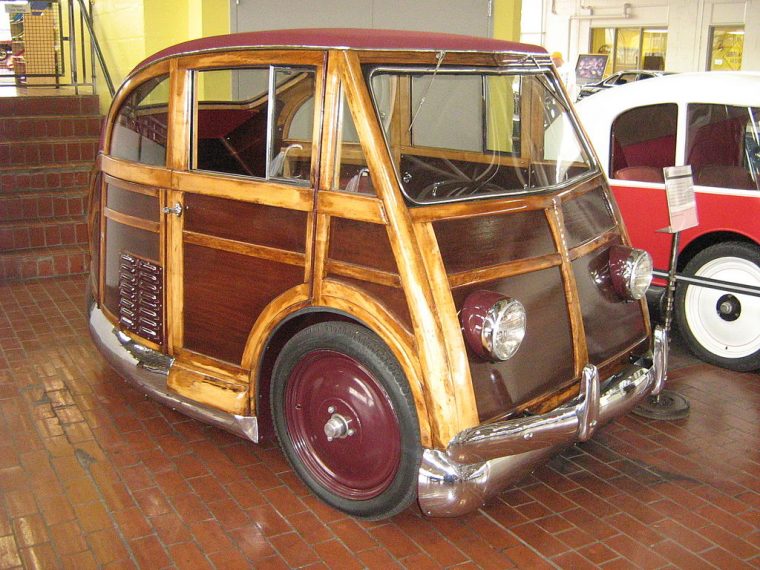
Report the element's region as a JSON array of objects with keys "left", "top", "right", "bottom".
[
  {"left": 103, "top": 207, "right": 160, "bottom": 233},
  {"left": 103, "top": 175, "right": 160, "bottom": 197},
  {"left": 119, "top": 325, "right": 163, "bottom": 352},
  {"left": 183, "top": 231, "right": 306, "bottom": 267},
  {"left": 340, "top": 51, "right": 476, "bottom": 446},
  {"left": 546, "top": 202, "right": 587, "bottom": 375},
  {"left": 176, "top": 50, "right": 324, "bottom": 71},
  {"left": 311, "top": 213, "right": 330, "bottom": 304},
  {"left": 317, "top": 191, "right": 387, "bottom": 223},
  {"left": 166, "top": 189, "right": 184, "bottom": 353},
  {"left": 325, "top": 260, "right": 401, "bottom": 288},
  {"left": 410, "top": 194, "right": 554, "bottom": 223},
  {"left": 318, "top": 54, "right": 342, "bottom": 191},
  {"left": 173, "top": 349, "right": 249, "bottom": 382},
  {"left": 172, "top": 170, "right": 313, "bottom": 210},
  {"left": 568, "top": 229, "right": 618, "bottom": 261},
  {"left": 168, "top": 362, "right": 249, "bottom": 415},
  {"left": 320, "top": 279, "right": 430, "bottom": 447},
  {"left": 168, "top": 62, "right": 191, "bottom": 171},
  {"left": 447, "top": 253, "right": 562, "bottom": 288},
  {"left": 240, "top": 284, "right": 311, "bottom": 373},
  {"left": 357, "top": 50, "right": 530, "bottom": 67},
  {"left": 101, "top": 155, "right": 173, "bottom": 188},
  {"left": 98, "top": 175, "right": 107, "bottom": 305},
  {"left": 554, "top": 173, "right": 606, "bottom": 202}
]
